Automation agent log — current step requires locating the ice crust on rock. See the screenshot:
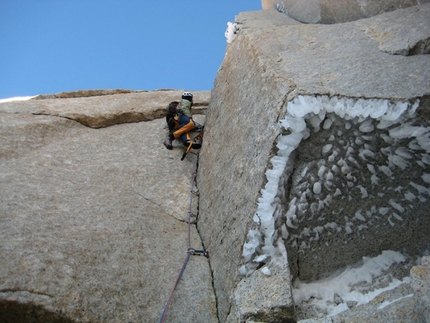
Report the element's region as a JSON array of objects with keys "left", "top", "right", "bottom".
[
  {"left": 293, "top": 250, "right": 409, "bottom": 316},
  {"left": 225, "top": 22, "right": 240, "bottom": 44},
  {"left": 240, "top": 95, "right": 430, "bottom": 284}
]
